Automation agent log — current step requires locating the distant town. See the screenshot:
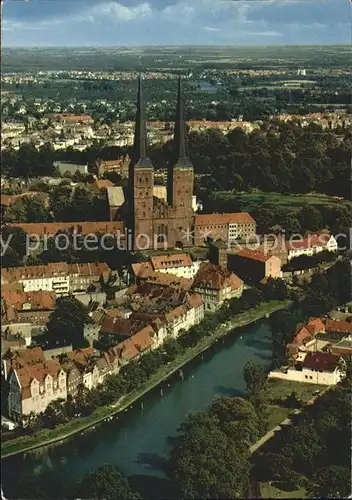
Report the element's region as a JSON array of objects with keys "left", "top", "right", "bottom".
[{"left": 1, "top": 45, "right": 351, "bottom": 500}]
